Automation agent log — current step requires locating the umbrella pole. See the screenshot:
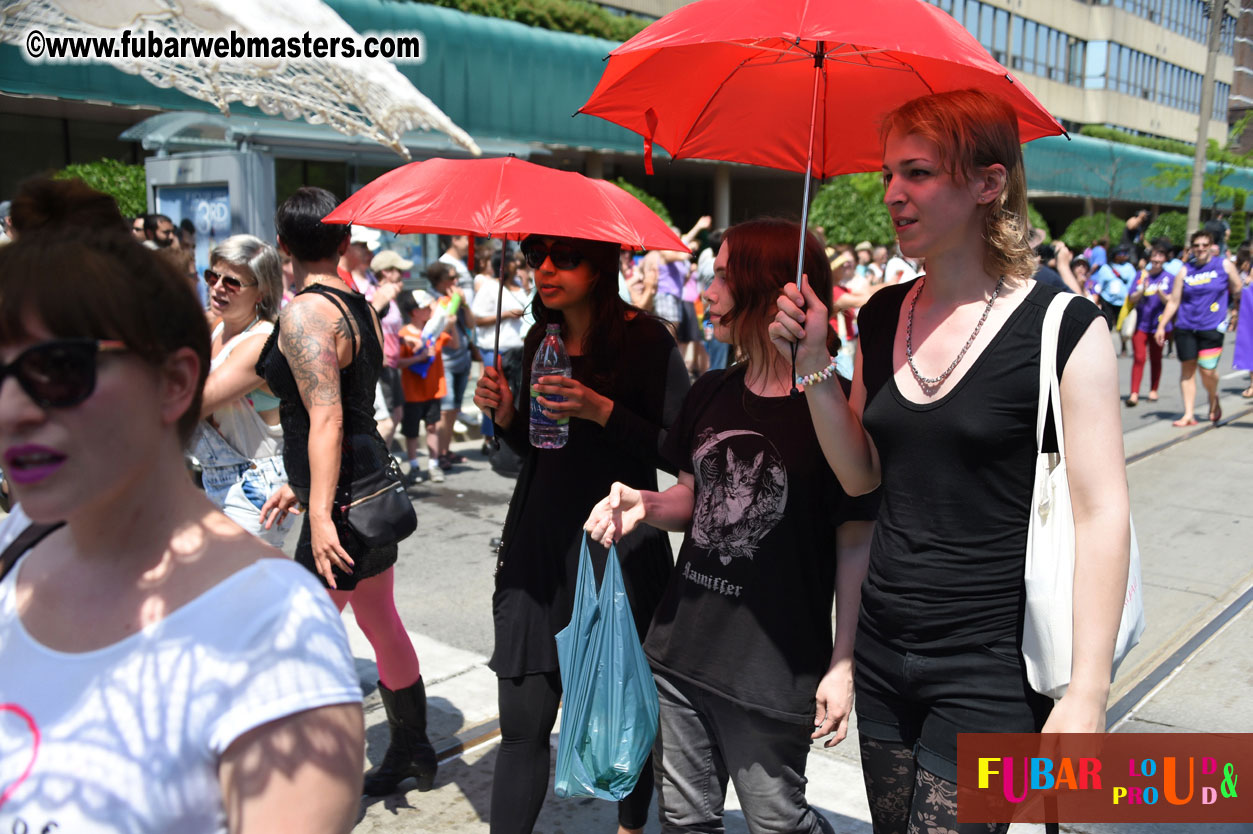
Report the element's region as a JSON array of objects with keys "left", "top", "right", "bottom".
[
  {"left": 490, "top": 239, "right": 506, "bottom": 450},
  {"left": 791, "top": 46, "right": 824, "bottom": 396}
]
